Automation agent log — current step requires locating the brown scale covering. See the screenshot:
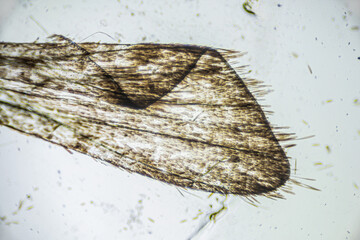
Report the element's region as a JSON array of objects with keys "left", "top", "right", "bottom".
[{"left": 0, "top": 35, "right": 293, "bottom": 197}]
